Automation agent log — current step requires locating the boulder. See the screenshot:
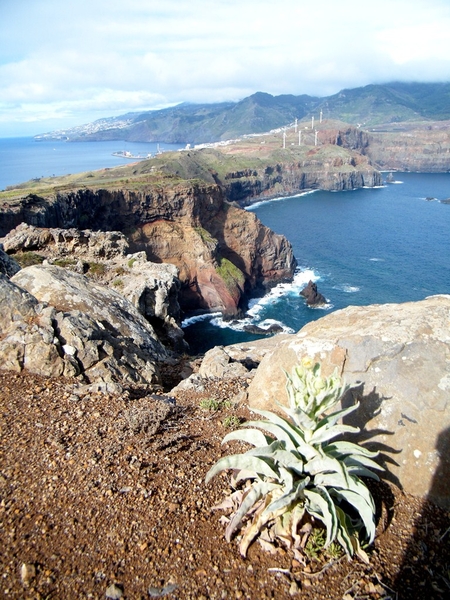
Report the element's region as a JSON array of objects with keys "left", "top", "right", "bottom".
[
  {"left": 11, "top": 264, "right": 166, "bottom": 358},
  {"left": 243, "top": 323, "right": 284, "bottom": 335},
  {"left": 118, "top": 252, "right": 187, "bottom": 352},
  {"left": 0, "top": 274, "right": 69, "bottom": 378},
  {"left": 300, "top": 280, "right": 326, "bottom": 306},
  {"left": 171, "top": 335, "right": 291, "bottom": 393},
  {"left": 0, "top": 244, "right": 20, "bottom": 277},
  {"left": 246, "top": 296, "right": 450, "bottom": 508},
  {"left": 3, "top": 265, "right": 170, "bottom": 388}
]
